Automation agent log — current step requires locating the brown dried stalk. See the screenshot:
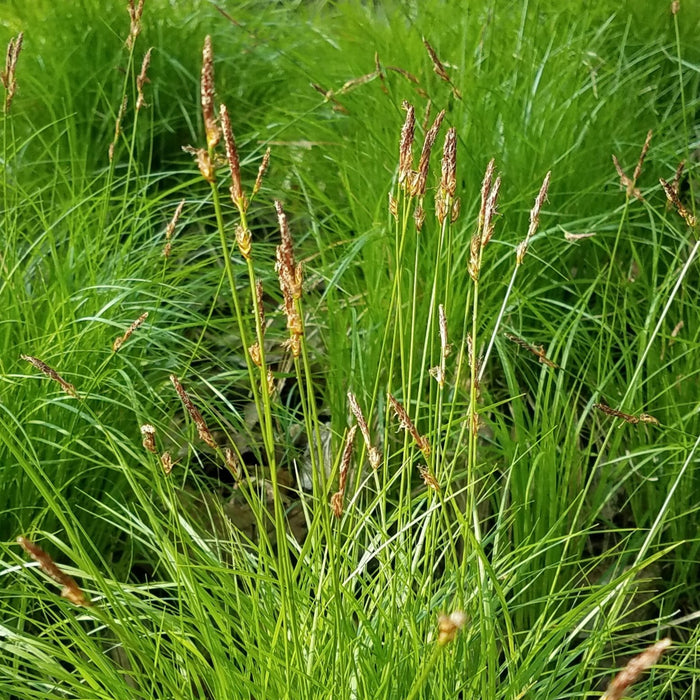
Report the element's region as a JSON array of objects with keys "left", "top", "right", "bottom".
[
  {"left": 516, "top": 171, "right": 551, "bottom": 265},
  {"left": 437, "top": 611, "right": 467, "bottom": 645},
  {"left": 601, "top": 638, "right": 671, "bottom": 700},
  {"left": 109, "top": 95, "right": 128, "bottom": 162},
  {"left": 2, "top": 32, "right": 23, "bottom": 114},
  {"left": 348, "top": 391, "right": 381, "bottom": 469},
  {"left": 252, "top": 147, "right": 271, "bottom": 197},
  {"left": 436, "top": 127, "right": 457, "bottom": 224},
  {"left": 126, "top": 0, "right": 144, "bottom": 50},
  {"left": 170, "top": 375, "right": 217, "bottom": 448},
  {"left": 220, "top": 103, "right": 246, "bottom": 211},
  {"left": 113, "top": 312, "right": 148, "bottom": 352},
  {"left": 140, "top": 424, "right": 157, "bottom": 453},
  {"left": 136, "top": 47, "right": 152, "bottom": 111},
  {"left": 331, "top": 425, "right": 357, "bottom": 518},
  {"left": 274, "top": 200, "right": 303, "bottom": 356},
  {"left": 411, "top": 109, "right": 446, "bottom": 198},
  {"left": 423, "top": 38, "right": 462, "bottom": 99},
  {"left": 21, "top": 355, "right": 77, "bottom": 397},
  {"left": 17, "top": 536, "right": 91, "bottom": 607},
  {"left": 201, "top": 35, "right": 219, "bottom": 150},
  {"left": 398, "top": 101, "right": 416, "bottom": 189},
  {"left": 505, "top": 333, "right": 558, "bottom": 369},
  {"left": 162, "top": 199, "right": 185, "bottom": 257},
  {"left": 660, "top": 177, "right": 696, "bottom": 228},
  {"left": 388, "top": 393, "right": 430, "bottom": 456}
]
